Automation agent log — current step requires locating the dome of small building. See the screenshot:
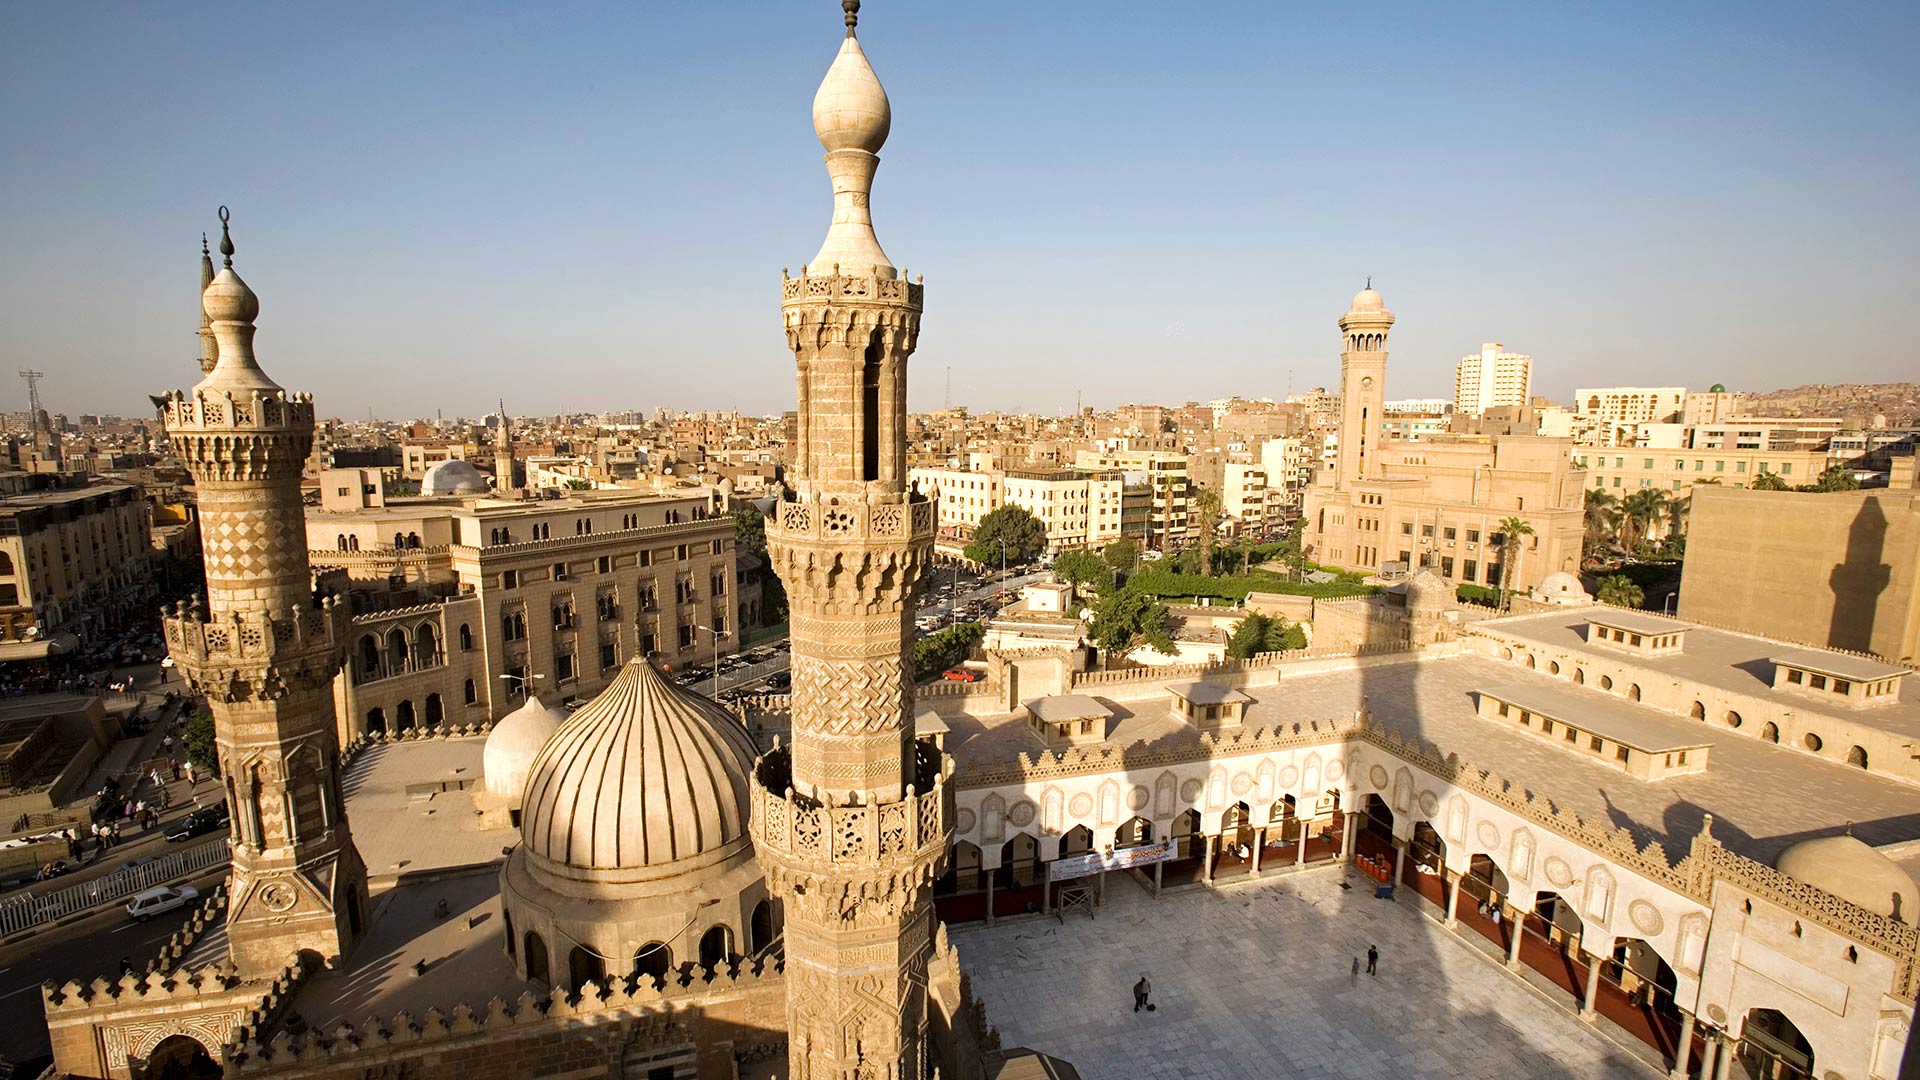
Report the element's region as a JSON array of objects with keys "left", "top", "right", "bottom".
[
  {"left": 482, "top": 694, "right": 566, "bottom": 803},
  {"left": 1530, "top": 571, "right": 1592, "bottom": 606},
  {"left": 421, "top": 459, "right": 490, "bottom": 496},
  {"left": 518, "top": 658, "right": 759, "bottom": 883},
  {"left": 812, "top": 33, "right": 891, "bottom": 154},
  {"left": 1349, "top": 286, "right": 1385, "bottom": 314},
  {"left": 1405, "top": 568, "right": 1452, "bottom": 613},
  {"left": 1776, "top": 834, "right": 1917, "bottom": 921}
]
